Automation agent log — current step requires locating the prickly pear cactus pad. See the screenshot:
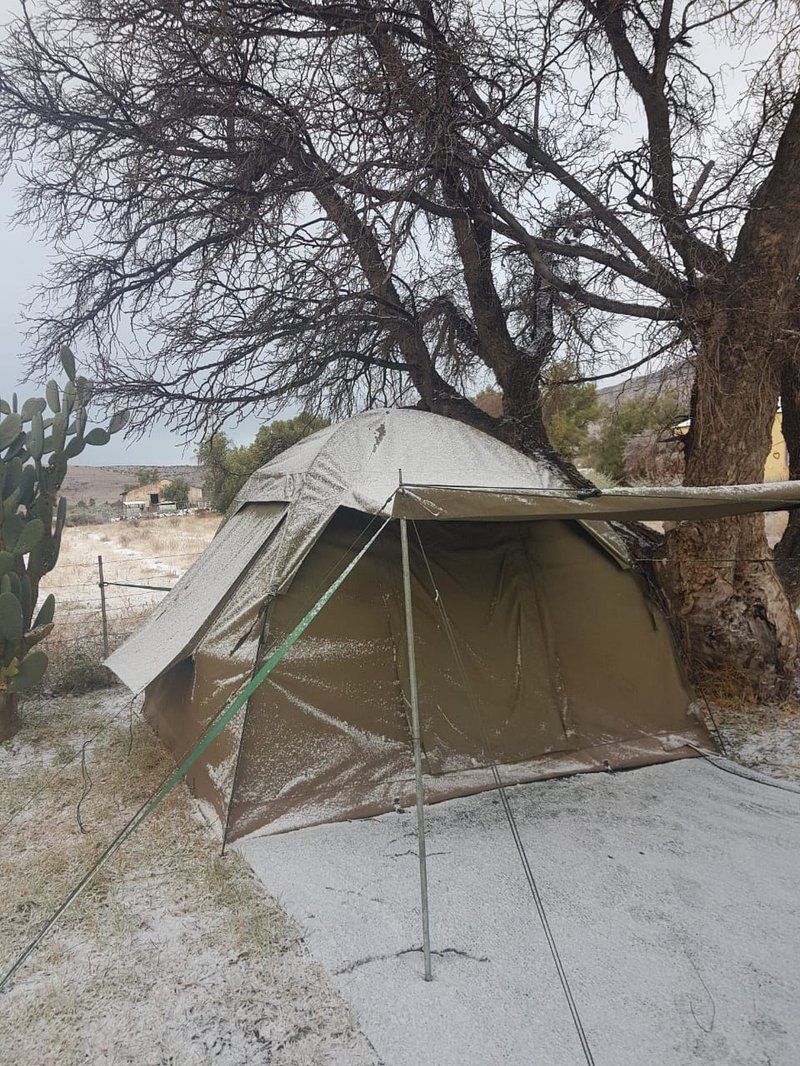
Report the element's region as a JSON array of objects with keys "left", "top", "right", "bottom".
[{"left": 0, "top": 346, "right": 128, "bottom": 695}]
